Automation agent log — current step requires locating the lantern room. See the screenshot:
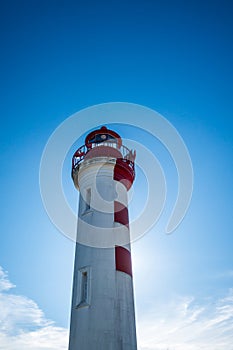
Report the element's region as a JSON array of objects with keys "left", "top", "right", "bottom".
[{"left": 72, "top": 126, "right": 136, "bottom": 190}]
